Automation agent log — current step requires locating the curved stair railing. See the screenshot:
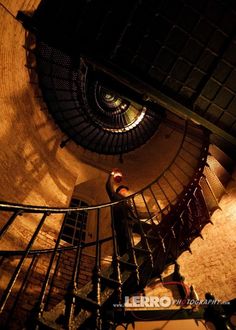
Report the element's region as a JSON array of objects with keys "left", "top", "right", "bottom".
[
  {"left": 0, "top": 120, "right": 233, "bottom": 329},
  {"left": 1, "top": 34, "right": 234, "bottom": 326},
  {"left": 23, "top": 32, "right": 165, "bottom": 156},
  {"left": 0, "top": 5, "right": 233, "bottom": 329}
]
